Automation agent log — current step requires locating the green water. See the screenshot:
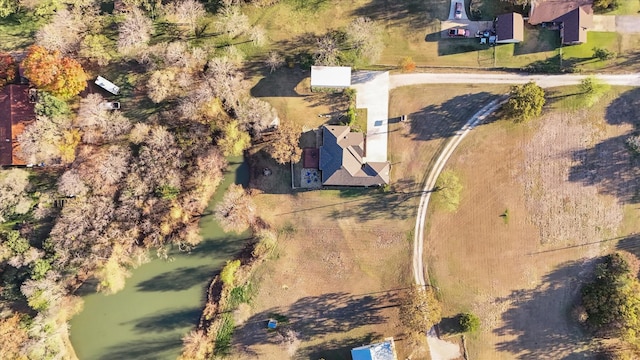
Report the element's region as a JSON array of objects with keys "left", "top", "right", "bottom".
[{"left": 69, "top": 158, "right": 250, "bottom": 360}]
